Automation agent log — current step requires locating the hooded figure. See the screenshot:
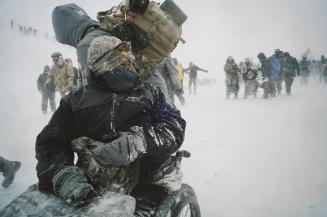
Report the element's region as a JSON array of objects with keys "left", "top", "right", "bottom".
[{"left": 37, "top": 65, "right": 56, "bottom": 113}]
